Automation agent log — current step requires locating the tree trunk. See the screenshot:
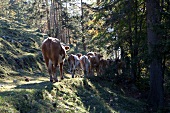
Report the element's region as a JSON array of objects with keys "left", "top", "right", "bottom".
[
  {"left": 45, "top": 0, "right": 51, "bottom": 36},
  {"left": 53, "top": 0, "right": 57, "bottom": 37},
  {"left": 59, "top": 0, "right": 63, "bottom": 42},
  {"left": 128, "top": 0, "right": 136, "bottom": 82},
  {"left": 81, "top": 0, "right": 86, "bottom": 51},
  {"left": 146, "top": 0, "right": 164, "bottom": 111}
]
